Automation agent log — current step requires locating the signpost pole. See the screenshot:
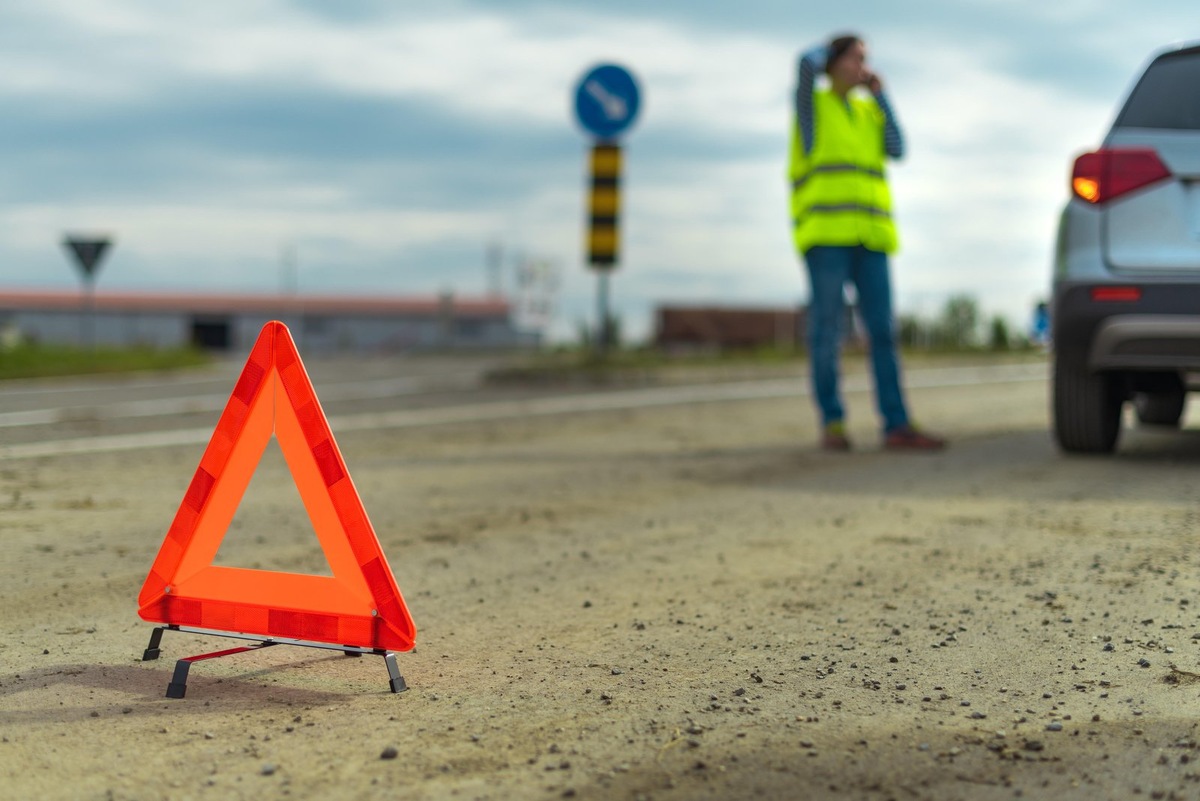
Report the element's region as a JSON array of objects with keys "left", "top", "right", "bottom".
[
  {"left": 573, "top": 64, "right": 640, "bottom": 360},
  {"left": 83, "top": 273, "right": 95, "bottom": 350},
  {"left": 597, "top": 270, "right": 610, "bottom": 354},
  {"left": 61, "top": 235, "right": 113, "bottom": 351}
]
